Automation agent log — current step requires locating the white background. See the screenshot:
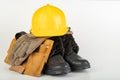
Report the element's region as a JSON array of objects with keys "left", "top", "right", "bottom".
[{"left": 0, "top": 0, "right": 120, "bottom": 80}]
